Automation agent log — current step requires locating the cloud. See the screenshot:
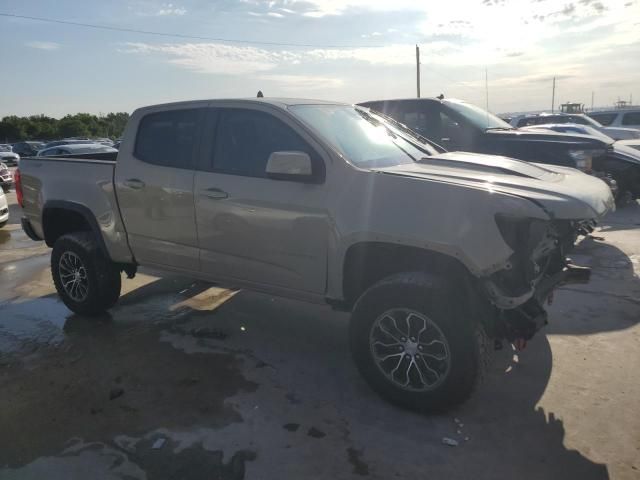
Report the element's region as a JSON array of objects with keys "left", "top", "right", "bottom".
[
  {"left": 258, "top": 74, "right": 344, "bottom": 90},
  {"left": 246, "top": 0, "right": 421, "bottom": 17},
  {"left": 121, "top": 41, "right": 441, "bottom": 75},
  {"left": 25, "top": 41, "right": 60, "bottom": 51},
  {"left": 121, "top": 42, "right": 288, "bottom": 74},
  {"left": 156, "top": 3, "right": 186, "bottom": 15}
]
